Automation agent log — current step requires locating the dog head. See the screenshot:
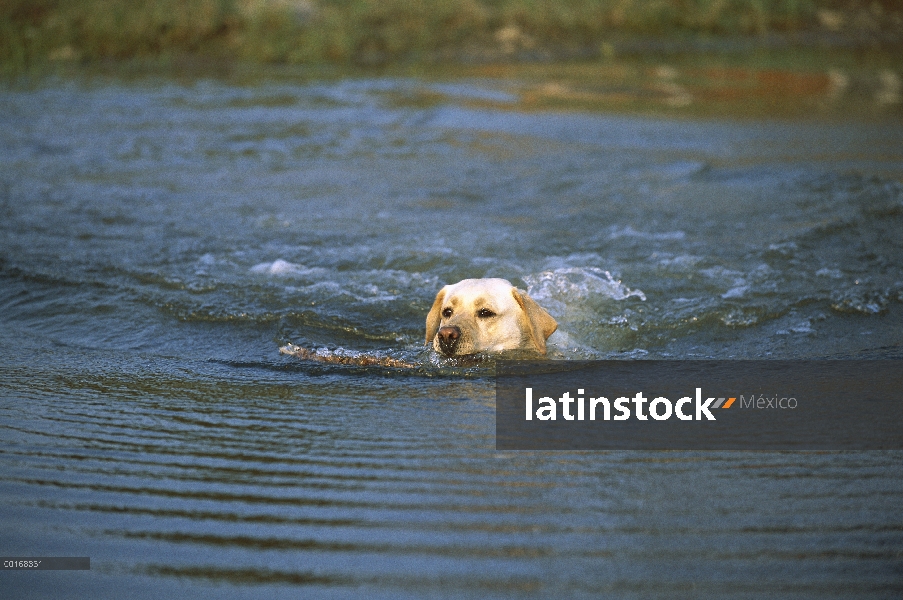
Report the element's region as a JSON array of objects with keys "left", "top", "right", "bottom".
[{"left": 425, "top": 278, "right": 558, "bottom": 357}]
